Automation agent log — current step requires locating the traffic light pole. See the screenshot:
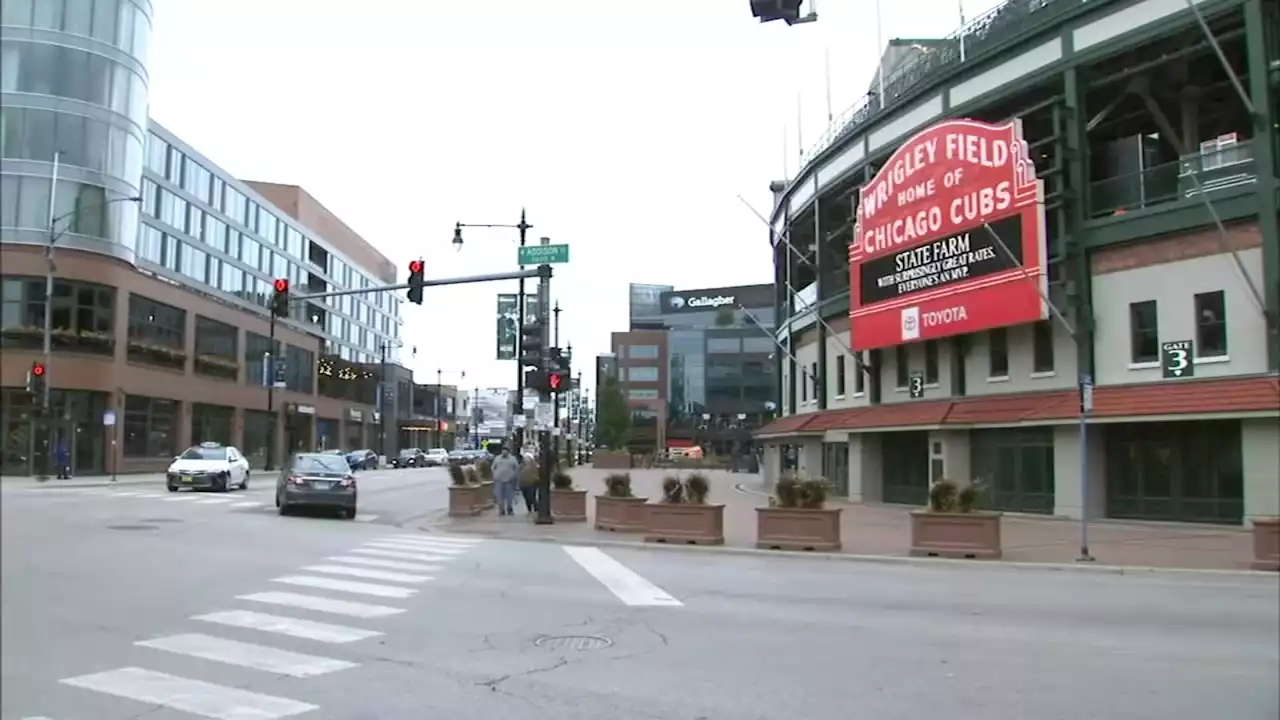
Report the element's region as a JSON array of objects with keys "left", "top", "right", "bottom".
[
  {"left": 265, "top": 311, "right": 278, "bottom": 471},
  {"left": 534, "top": 264, "right": 554, "bottom": 525}
]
